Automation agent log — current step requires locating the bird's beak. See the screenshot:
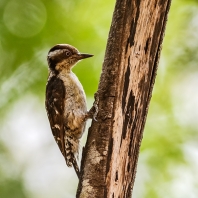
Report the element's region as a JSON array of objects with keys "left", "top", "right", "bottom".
[{"left": 78, "top": 53, "right": 94, "bottom": 60}]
